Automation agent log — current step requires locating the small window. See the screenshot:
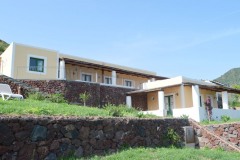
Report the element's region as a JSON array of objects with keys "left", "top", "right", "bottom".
[
  {"left": 124, "top": 80, "right": 133, "bottom": 87},
  {"left": 29, "top": 57, "right": 44, "bottom": 72},
  {"left": 82, "top": 74, "right": 92, "bottom": 82},
  {"left": 104, "top": 77, "right": 112, "bottom": 84}
]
